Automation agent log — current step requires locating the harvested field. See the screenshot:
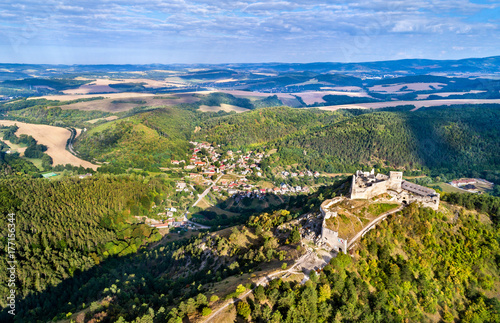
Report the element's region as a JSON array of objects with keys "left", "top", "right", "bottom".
[
  {"left": 62, "top": 79, "right": 120, "bottom": 94},
  {"left": 85, "top": 116, "right": 119, "bottom": 124},
  {"left": 293, "top": 90, "right": 372, "bottom": 105},
  {"left": 62, "top": 78, "right": 184, "bottom": 94},
  {"left": 199, "top": 103, "right": 249, "bottom": 113},
  {"left": 0, "top": 120, "right": 98, "bottom": 170},
  {"left": 58, "top": 93, "right": 199, "bottom": 112},
  {"left": 312, "top": 98, "right": 500, "bottom": 111},
  {"left": 368, "top": 82, "right": 446, "bottom": 93},
  {"left": 30, "top": 92, "right": 157, "bottom": 101},
  {"left": 320, "top": 86, "right": 364, "bottom": 91},
  {"left": 416, "top": 90, "right": 486, "bottom": 99}
]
